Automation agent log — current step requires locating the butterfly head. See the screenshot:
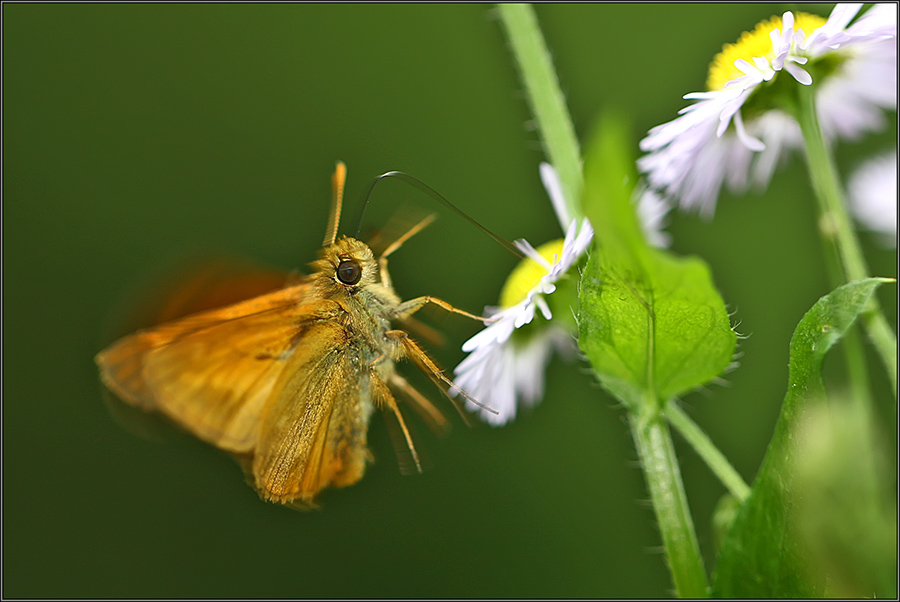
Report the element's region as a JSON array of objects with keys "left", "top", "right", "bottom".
[{"left": 312, "top": 236, "right": 382, "bottom": 296}]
